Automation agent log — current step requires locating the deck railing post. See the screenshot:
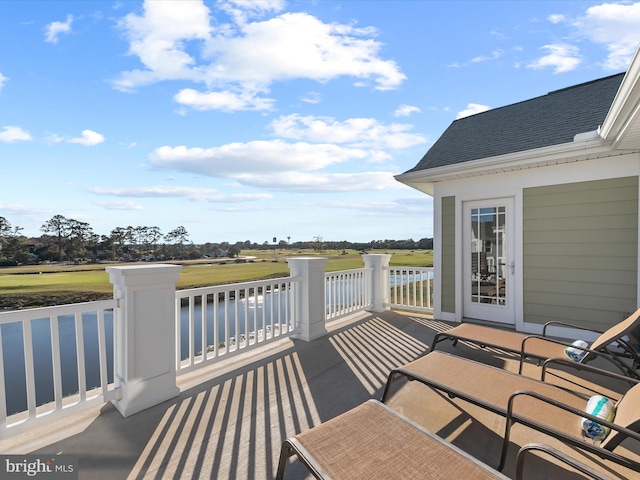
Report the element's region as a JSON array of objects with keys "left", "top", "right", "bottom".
[
  {"left": 363, "top": 254, "right": 391, "bottom": 312},
  {"left": 286, "top": 257, "right": 328, "bottom": 341},
  {"left": 107, "top": 264, "right": 183, "bottom": 417}
]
